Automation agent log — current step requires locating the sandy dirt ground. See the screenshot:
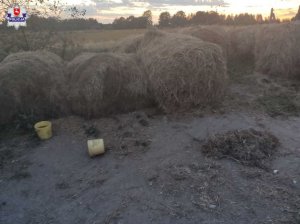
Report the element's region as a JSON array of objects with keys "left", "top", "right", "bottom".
[{"left": 1, "top": 69, "right": 300, "bottom": 223}]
